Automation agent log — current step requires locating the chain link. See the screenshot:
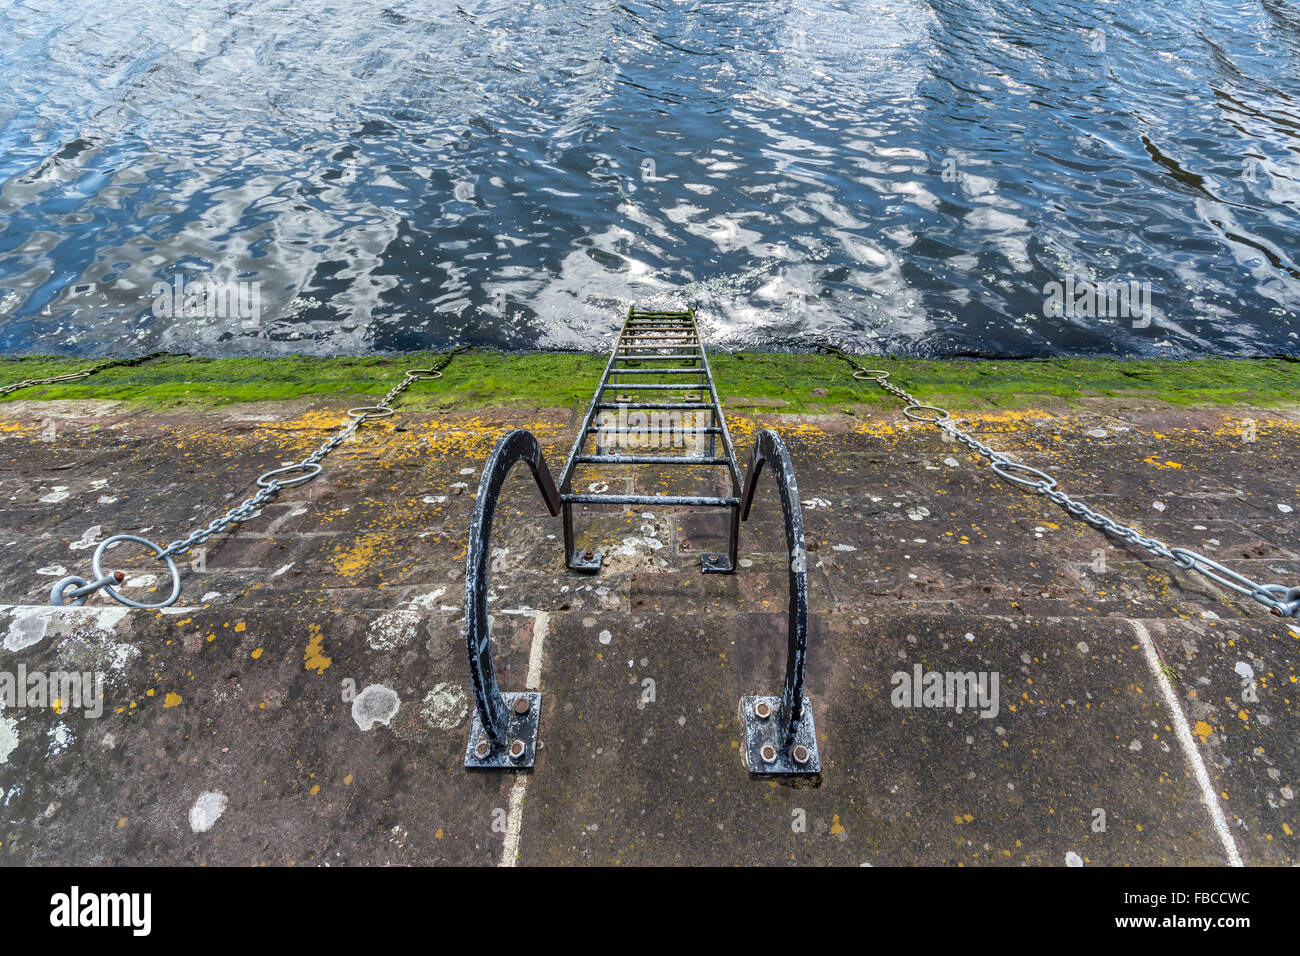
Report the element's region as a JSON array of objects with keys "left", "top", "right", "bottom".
[
  {"left": 49, "top": 346, "right": 467, "bottom": 607},
  {"left": 1, "top": 351, "right": 182, "bottom": 396},
  {"left": 822, "top": 345, "right": 1300, "bottom": 619}
]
